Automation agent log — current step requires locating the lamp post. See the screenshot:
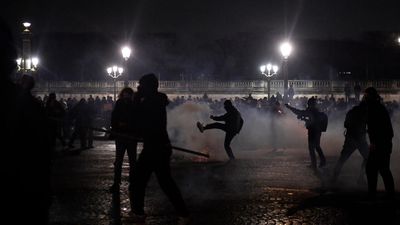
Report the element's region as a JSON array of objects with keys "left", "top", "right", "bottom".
[
  {"left": 279, "top": 41, "right": 292, "bottom": 101},
  {"left": 260, "top": 63, "right": 279, "bottom": 100},
  {"left": 121, "top": 46, "right": 131, "bottom": 86},
  {"left": 16, "top": 22, "right": 39, "bottom": 77},
  {"left": 107, "top": 65, "right": 124, "bottom": 101}
]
